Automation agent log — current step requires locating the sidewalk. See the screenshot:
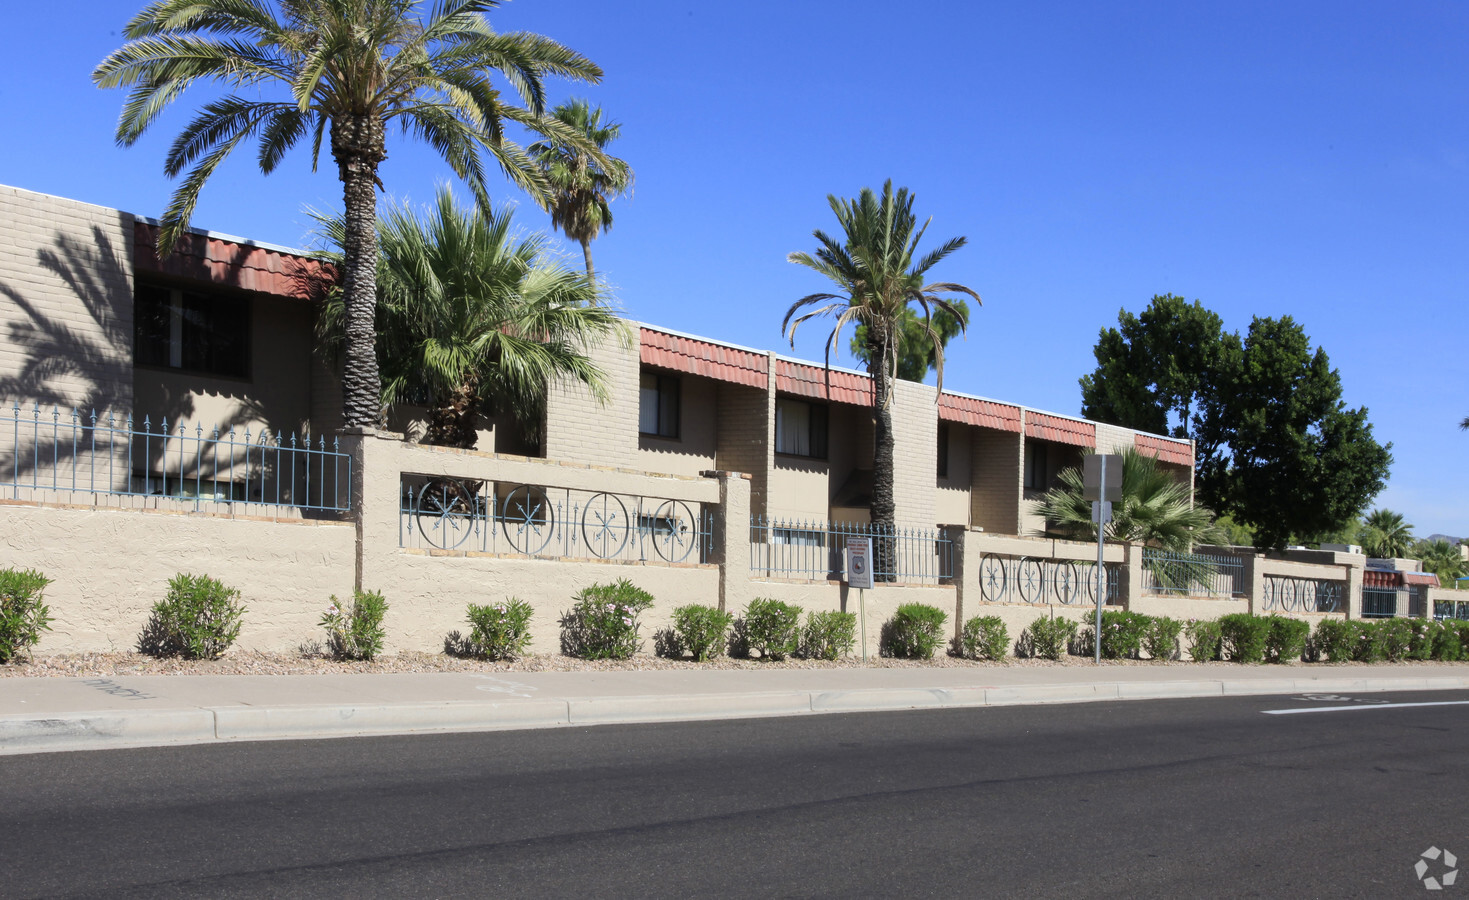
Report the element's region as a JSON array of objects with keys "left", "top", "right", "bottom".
[{"left": 3, "top": 663, "right": 1468, "bottom": 756}]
